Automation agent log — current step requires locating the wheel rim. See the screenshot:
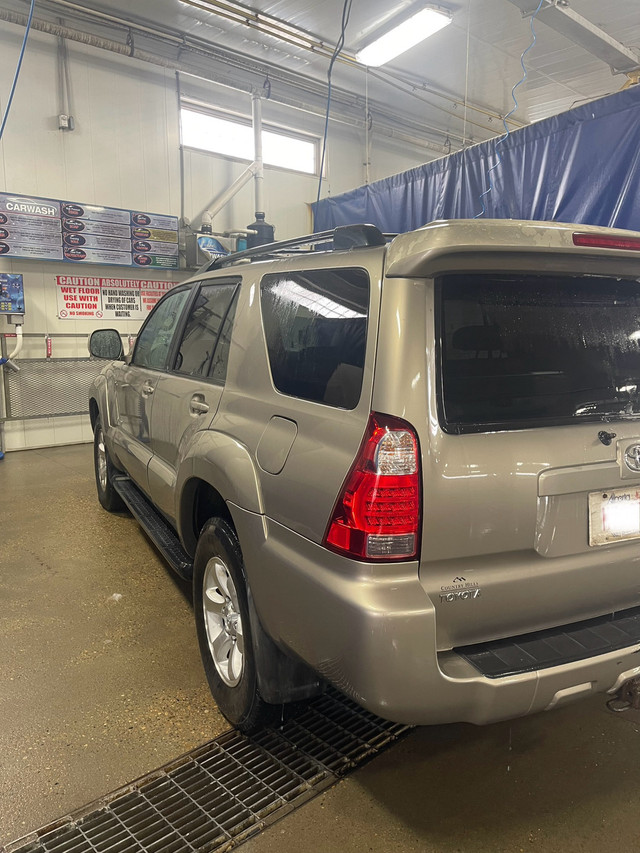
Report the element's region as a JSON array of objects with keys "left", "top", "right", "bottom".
[
  {"left": 202, "top": 557, "right": 244, "bottom": 687},
  {"left": 96, "top": 428, "right": 108, "bottom": 491}
]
